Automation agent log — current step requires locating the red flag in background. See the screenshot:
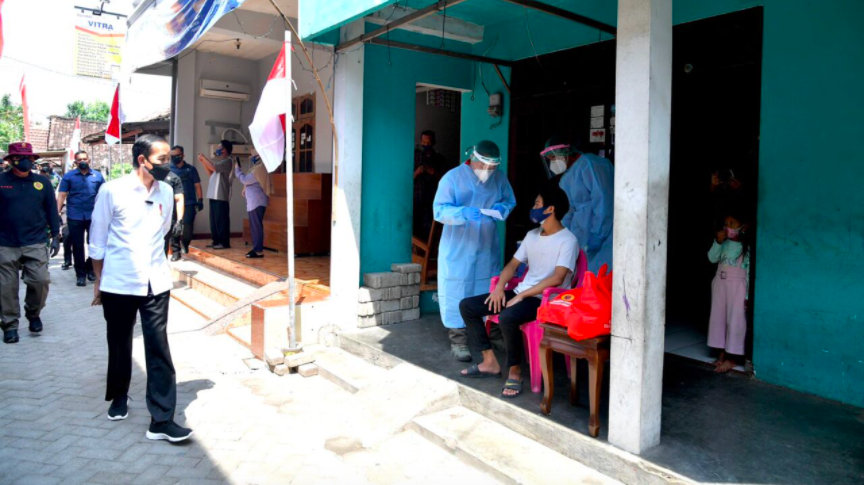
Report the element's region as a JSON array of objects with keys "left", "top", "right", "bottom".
[
  {"left": 64, "top": 116, "right": 81, "bottom": 171},
  {"left": 0, "top": 0, "right": 6, "bottom": 59},
  {"left": 19, "top": 75, "right": 29, "bottom": 142},
  {"left": 105, "top": 84, "right": 124, "bottom": 145}
]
